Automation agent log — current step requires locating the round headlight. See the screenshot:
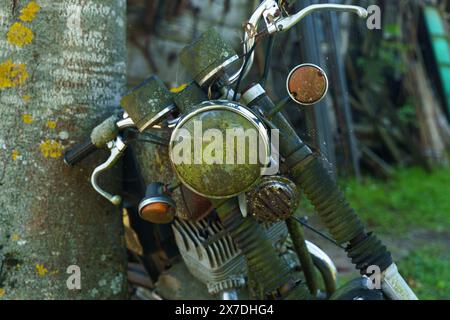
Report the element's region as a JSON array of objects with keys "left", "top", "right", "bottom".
[{"left": 169, "top": 101, "right": 270, "bottom": 199}]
